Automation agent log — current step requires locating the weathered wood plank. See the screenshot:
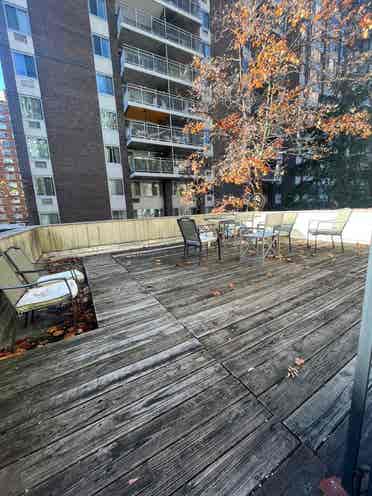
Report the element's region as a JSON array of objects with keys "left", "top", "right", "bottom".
[
  {"left": 28, "top": 377, "right": 249, "bottom": 496},
  {"left": 252, "top": 445, "right": 326, "bottom": 496}
]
